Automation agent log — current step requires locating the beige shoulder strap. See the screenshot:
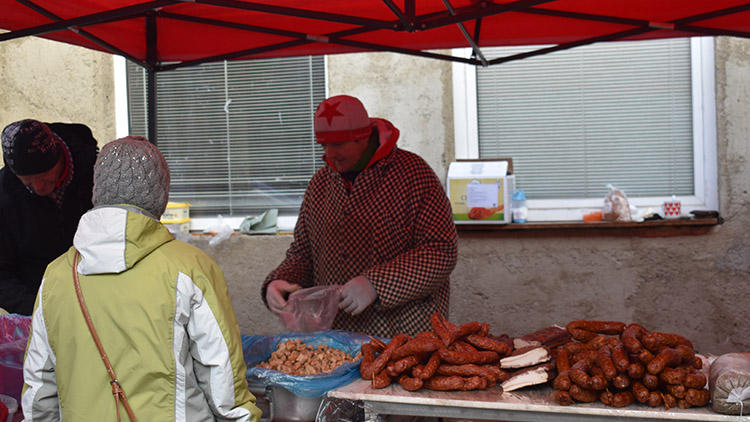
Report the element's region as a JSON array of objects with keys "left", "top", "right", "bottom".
[{"left": 72, "top": 250, "right": 137, "bottom": 422}]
